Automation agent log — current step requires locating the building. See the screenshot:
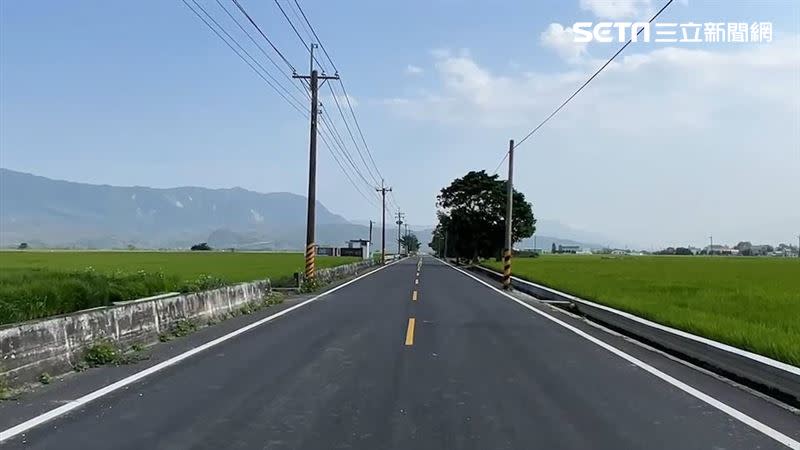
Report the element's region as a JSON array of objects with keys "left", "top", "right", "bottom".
[
  {"left": 704, "top": 244, "right": 735, "bottom": 255},
  {"left": 557, "top": 245, "right": 580, "bottom": 254}
]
